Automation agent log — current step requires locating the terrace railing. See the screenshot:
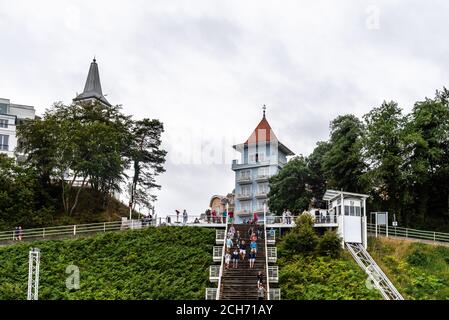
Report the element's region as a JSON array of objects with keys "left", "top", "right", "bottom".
[{"left": 367, "top": 223, "right": 449, "bottom": 244}]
